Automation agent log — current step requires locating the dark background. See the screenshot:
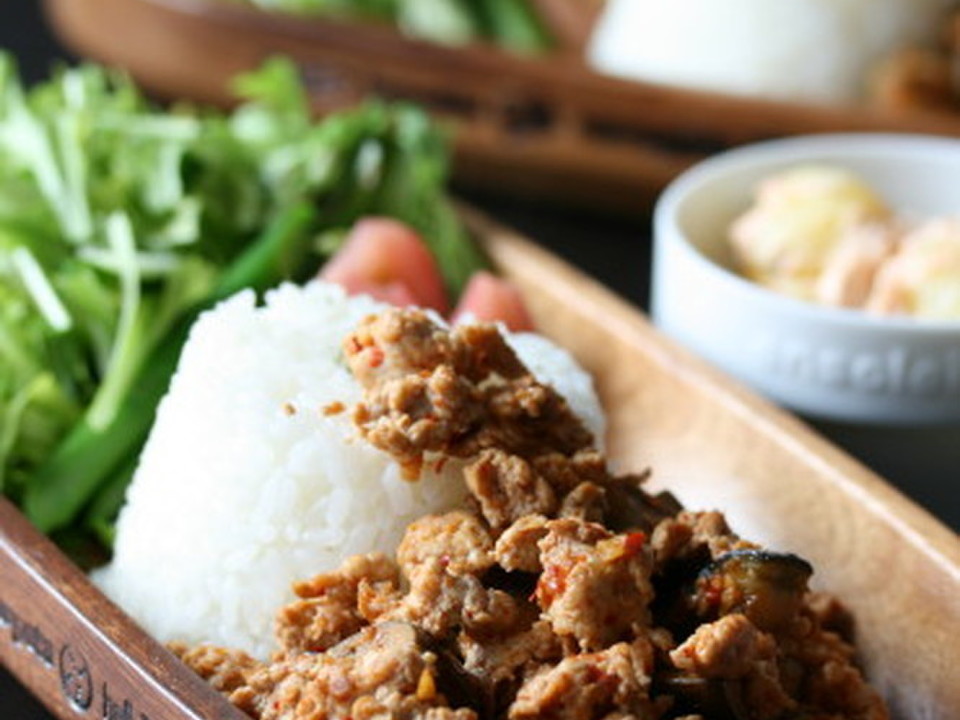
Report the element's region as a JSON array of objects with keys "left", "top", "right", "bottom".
[{"left": 1, "top": 2, "right": 957, "bottom": 717}]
